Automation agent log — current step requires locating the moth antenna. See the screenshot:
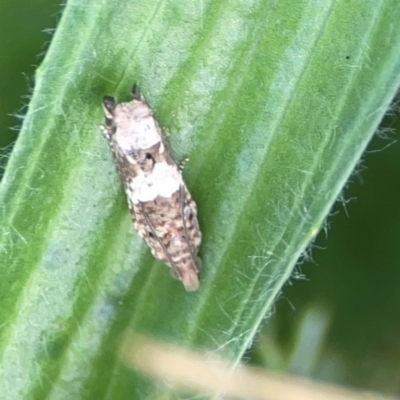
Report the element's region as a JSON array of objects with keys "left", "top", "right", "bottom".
[
  {"left": 102, "top": 96, "right": 116, "bottom": 116},
  {"left": 131, "top": 83, "right": 142, "bottom": 101}
]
